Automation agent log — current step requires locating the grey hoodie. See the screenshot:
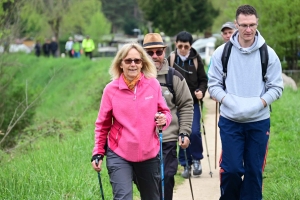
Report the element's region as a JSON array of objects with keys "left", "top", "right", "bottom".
[{"left": 208, "top": 30, "right": 283, "bottom": 122}]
